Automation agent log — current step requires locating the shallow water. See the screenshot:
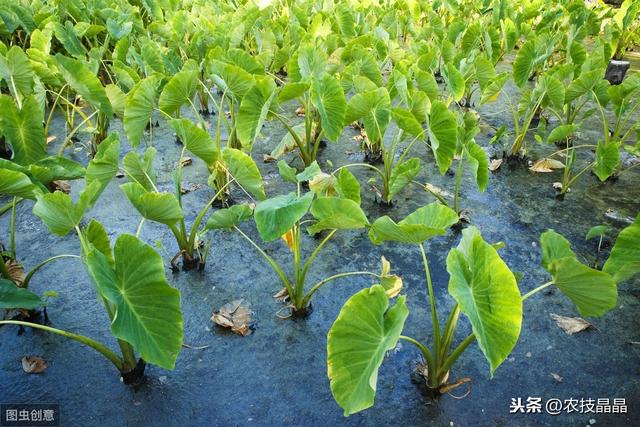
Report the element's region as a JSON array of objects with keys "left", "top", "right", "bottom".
[{"left": 0, "top": 86, "right": 638, "bottom": 426}]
